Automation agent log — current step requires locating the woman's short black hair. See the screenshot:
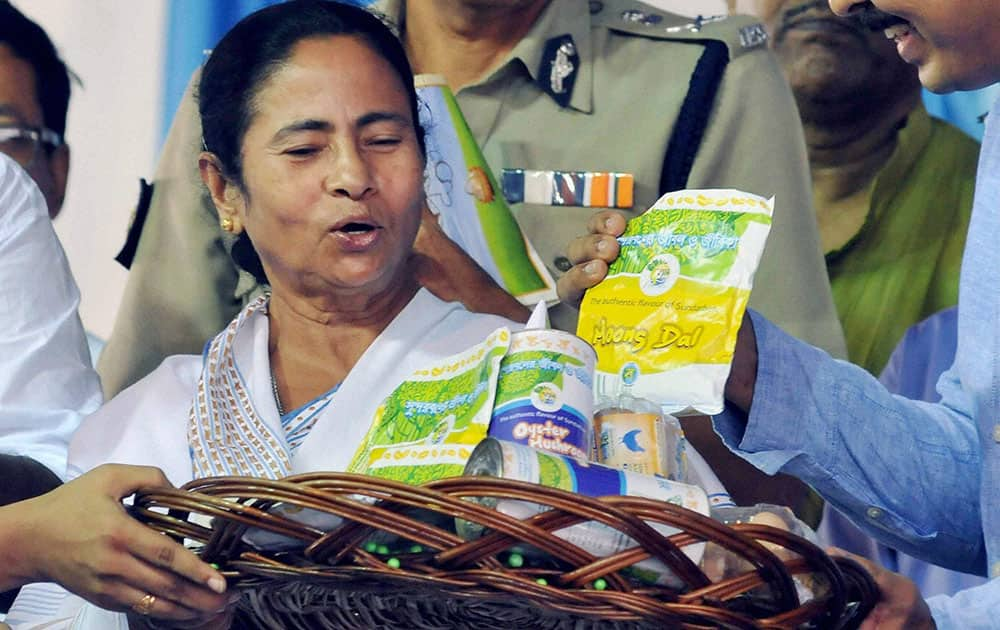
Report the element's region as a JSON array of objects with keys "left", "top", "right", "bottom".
[{"left": 198, "top": 0, "right": 425, "bottom": 285}]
